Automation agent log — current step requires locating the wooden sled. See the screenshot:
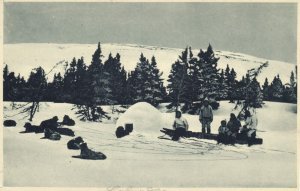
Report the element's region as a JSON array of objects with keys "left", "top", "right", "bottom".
[{"left": 160, "top": 128, "right": 263, "bottom": 145}]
